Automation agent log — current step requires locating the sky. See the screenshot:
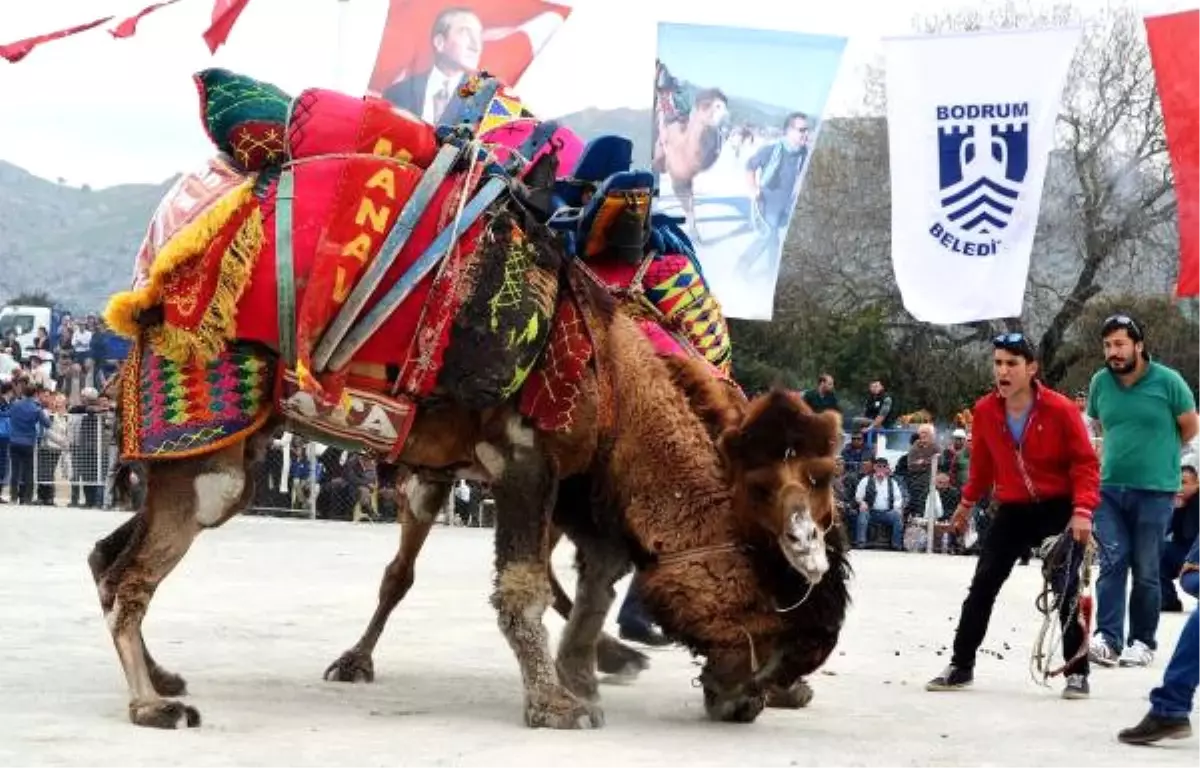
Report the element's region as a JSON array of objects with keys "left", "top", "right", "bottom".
[
  {"left": 0, "top": 0, "right": 1196, "bottom": 187},
  {"left": 657, "top": 21, "right": 846, "bottom": 114}
]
